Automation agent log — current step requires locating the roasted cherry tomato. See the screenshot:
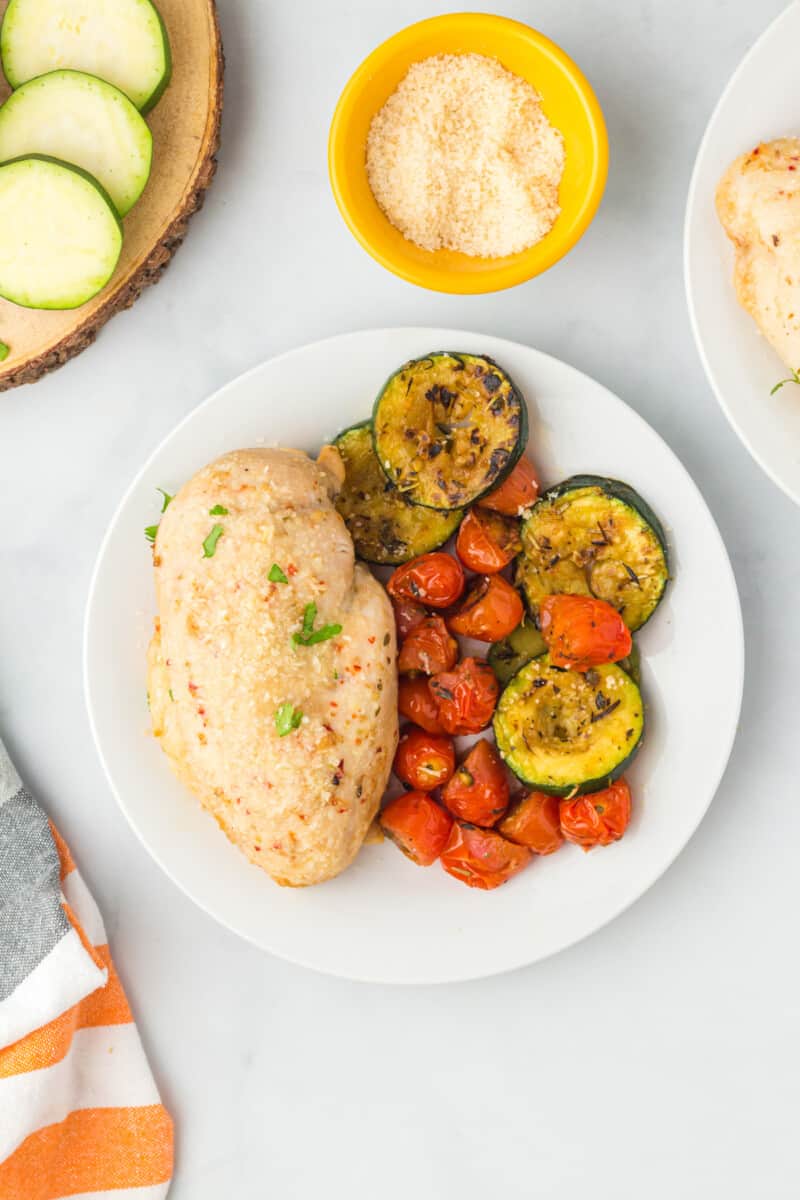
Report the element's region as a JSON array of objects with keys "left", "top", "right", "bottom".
[
  {"left": 447, "top": 575, "right": 524, "bottom": 643},
  {"left": 440, "top": 822, "right": 532, "bottom": 890},
  {"left": 441, "top": 739, "right": 509, "bottom": 826},
  {"left": 392, "top": 596, "right": 427, "bottom": 641},
  {"left": 479, "top": 456, "right": 539, "bottom": 516},
  {"left": 387, "top": 553, "right": 465, "bottom": 610},
  {"left": 380, "top": 791, "right": 454, "bottom": 866},
  {"left": 498, "top": 790, "right": 564, "bottom": 854},
  {"left": 429, "top": 657, "right": 499, "bottom": 736},
  {"left": 398, "top": 675, "right": 447, "bottom": 734},
  {"left": 397, "top": 615, "right": 459, "bottom": 675},
  {"left": 393, "top": 726, "right": 455, "bottom": 791},
  {"left": 560, "top": 778, "right": 632, "bottom": 850},
  {"left": 539, "top": 594, "right": 632, "bottom": 670},
  {"left": 455, "top": 509, "right": 522, "bottom": 574}
]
